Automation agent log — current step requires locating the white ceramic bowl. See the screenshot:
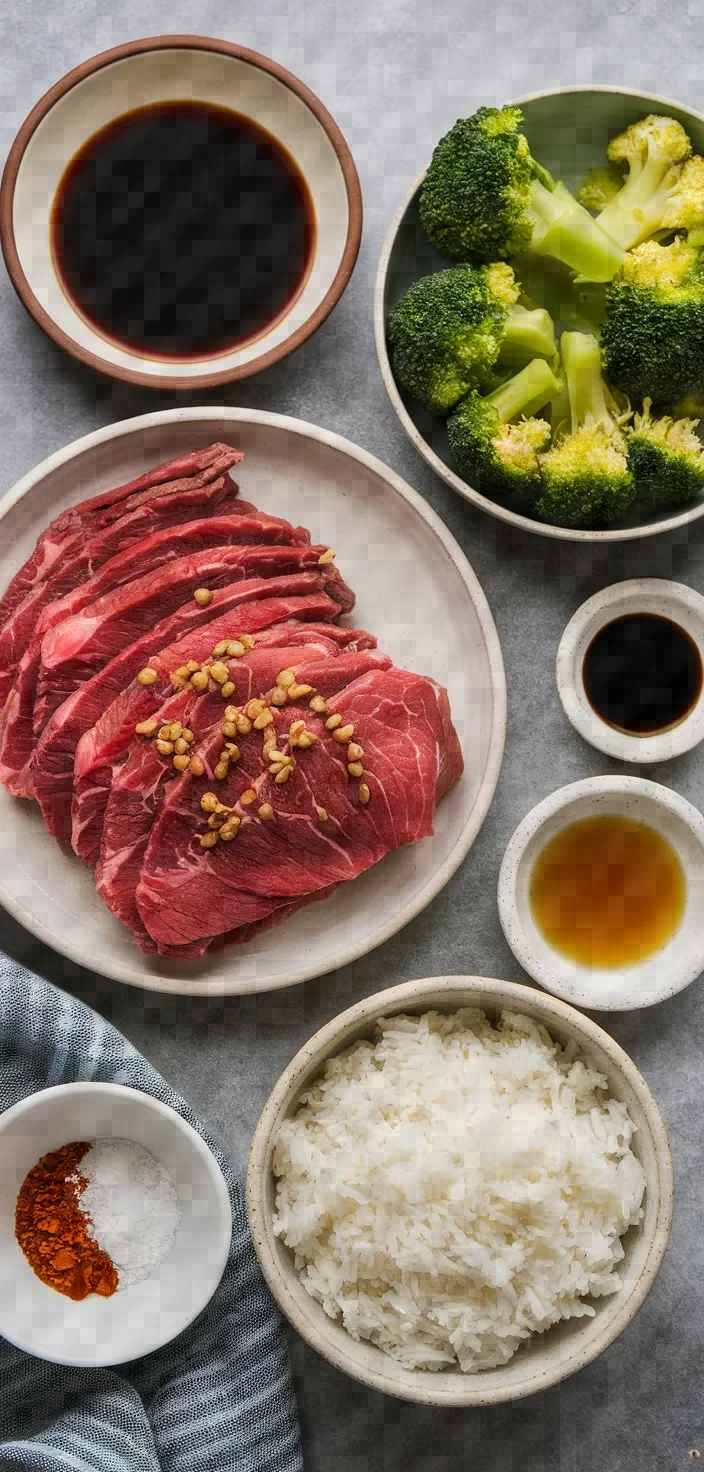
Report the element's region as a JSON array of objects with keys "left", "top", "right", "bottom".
[
  {"left": 557, "top": 579, "right": 704, "bottom": 763},
  {"left": 0, "top": 1082, "right": 232, "bottom": 1365},
  {"left": 0, "top": 36, "right": 362, "bottom": 390},
  {"left": 498, "top": 776, "right": 704, "bottom": 1010},
  {"left": 246, "top": 974, "right": 673, "bottom": 1406},
  {"left": 375, "top": 85, "right": 704, "bottom": 543}
]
